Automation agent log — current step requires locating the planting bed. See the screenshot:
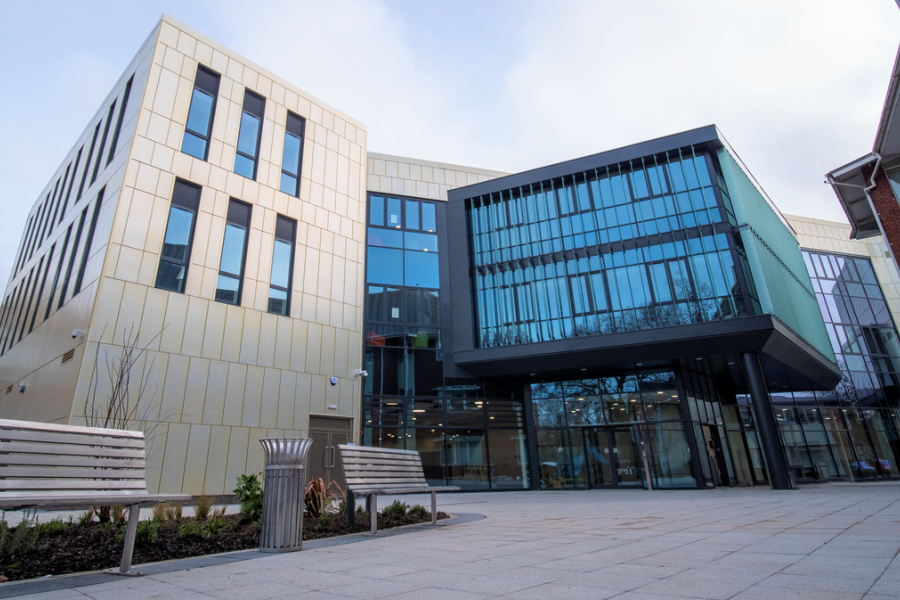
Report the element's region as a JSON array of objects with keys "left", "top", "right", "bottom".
[{"left": 0, "top": 510, "right": 449, "bottom": 581}]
